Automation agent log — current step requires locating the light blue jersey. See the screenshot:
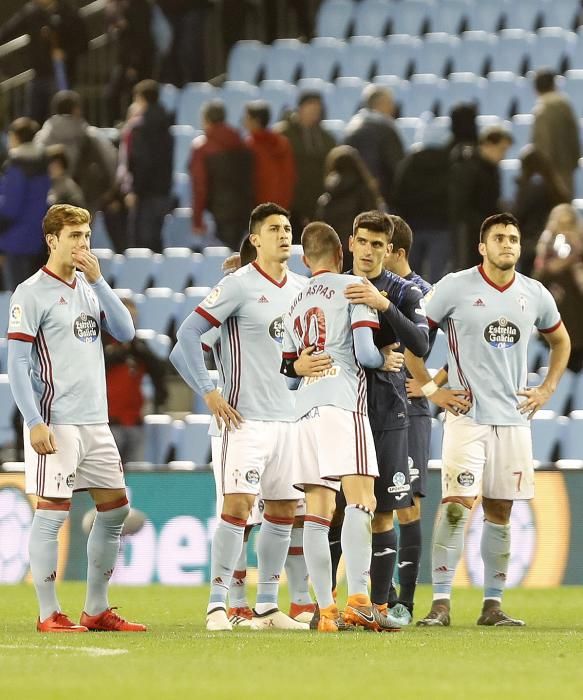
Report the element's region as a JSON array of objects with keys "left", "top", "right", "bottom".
[
  {"left": 195, "top": 262, "right": 306, "bottom": 422},
  {"left": 425, "top": 265, "right": 561, "bottom": 425},
  {"left": 7, "top": 268, "right": 110, "bottom": 424},
  {"left": 282, "top": 272, "right": 380, "bottom": 419}
]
